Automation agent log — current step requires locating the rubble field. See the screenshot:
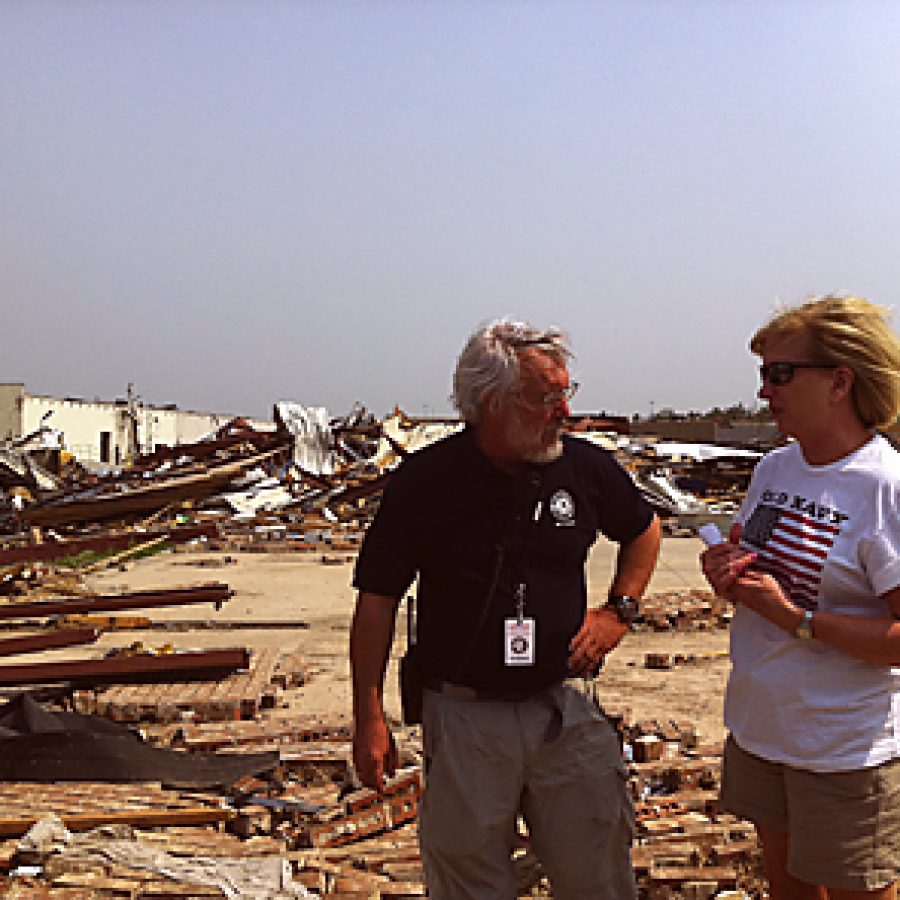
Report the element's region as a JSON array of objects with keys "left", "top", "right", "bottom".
[
  {"left": 0, "top": 413, "right": 764, "bottom": 898},
  {"left": 0, "top": 541, "right": 764, "bottom": 899}
]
